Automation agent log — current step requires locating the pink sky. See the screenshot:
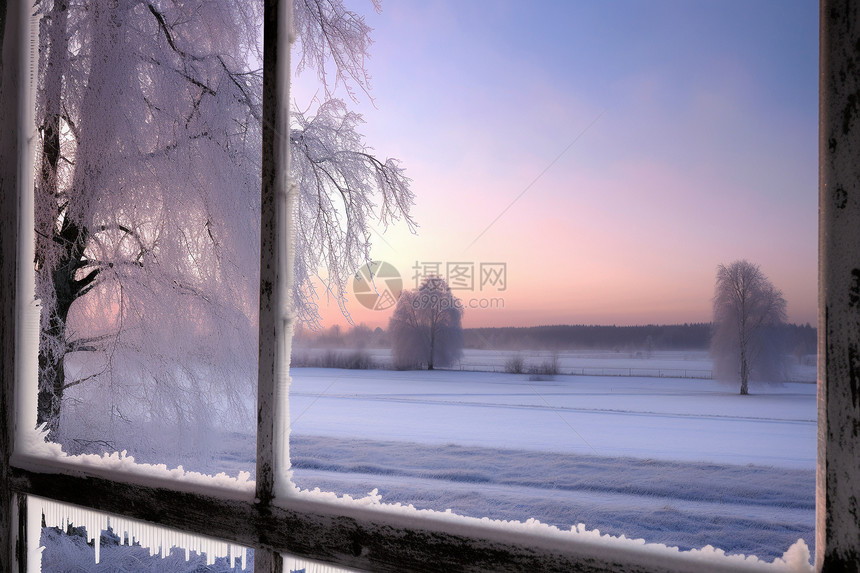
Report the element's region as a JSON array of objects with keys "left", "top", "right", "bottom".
[{"left": 294, "top": 1, "right": 818, "bottom": 330}]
